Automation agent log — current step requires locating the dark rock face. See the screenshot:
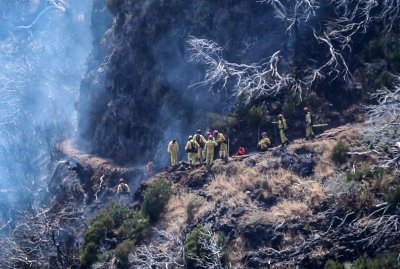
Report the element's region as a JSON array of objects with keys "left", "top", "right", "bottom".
[{"left": 78, "top": 0, "right": 294, "bottom": 165}]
